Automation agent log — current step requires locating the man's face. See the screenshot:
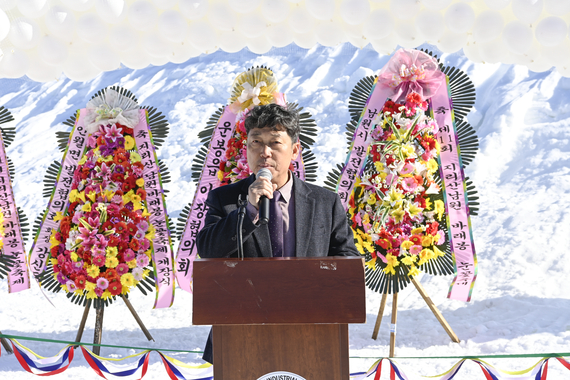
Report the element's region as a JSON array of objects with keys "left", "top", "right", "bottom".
[{"left": 246, "top": 126, "right": 300, "bottom": 188}]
